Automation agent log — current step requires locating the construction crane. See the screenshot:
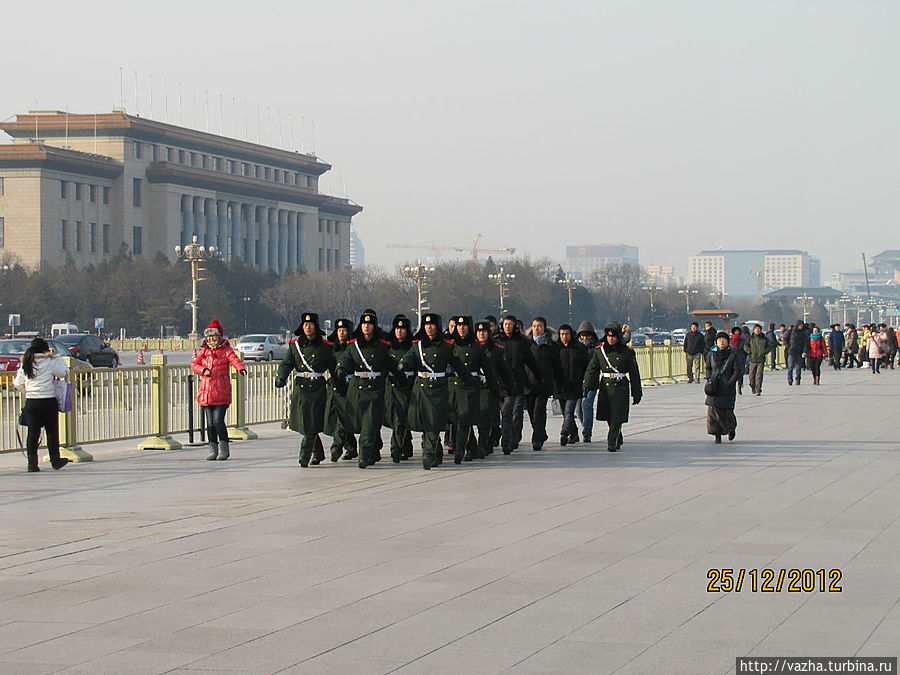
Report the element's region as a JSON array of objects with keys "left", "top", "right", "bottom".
[{"left": 387, "top": 233, "right": 516, "bottom": 262}]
